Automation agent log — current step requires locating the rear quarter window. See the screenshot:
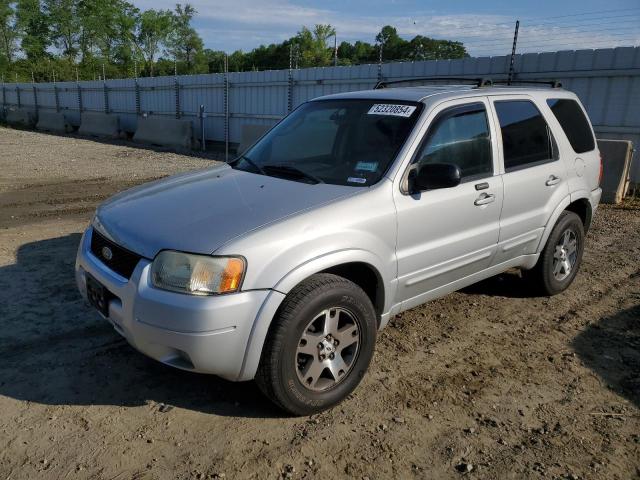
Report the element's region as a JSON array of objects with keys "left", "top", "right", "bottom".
[
  {"left": 494, "top": 100, "right": 556, "bottom": 172},
  {"left": 546, "top": 98, "right": 595, "bottom": 154}
]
